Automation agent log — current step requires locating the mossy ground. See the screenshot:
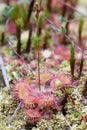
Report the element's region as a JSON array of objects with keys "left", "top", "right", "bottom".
[
  {"left": 0, "top": 87, "right": 26, "bottom": 130},
  {"left": 0, "top": 59, "right": 87, "bottom": 130}
]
